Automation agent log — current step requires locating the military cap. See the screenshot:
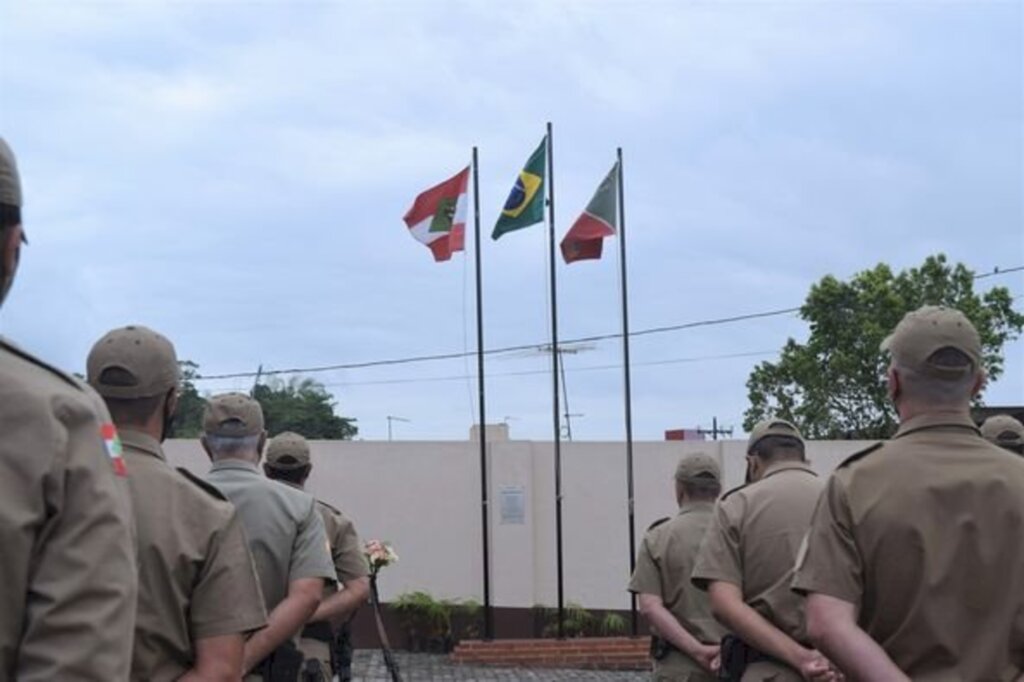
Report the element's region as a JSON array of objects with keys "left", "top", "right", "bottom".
[
  {"left": 674, "top": 451, "right": 721, "bottom": 482},
  {"left": 747, "top": 417, "right": 803, "bottom": 453},
  {"left": 881, "top": 305, "right": 982, "bottom": 378},
  {"left": 203, "top": 392, "right": 264, "bottom": 437},
  {"left": 265, "top": 431, "right": 311, "bottom": 469},
  {"left": 87, "top": 325, "right": 179, "bottom": 399},
  {"left": 980, "top": 414, "right": 1024, "bottom": 450}
]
